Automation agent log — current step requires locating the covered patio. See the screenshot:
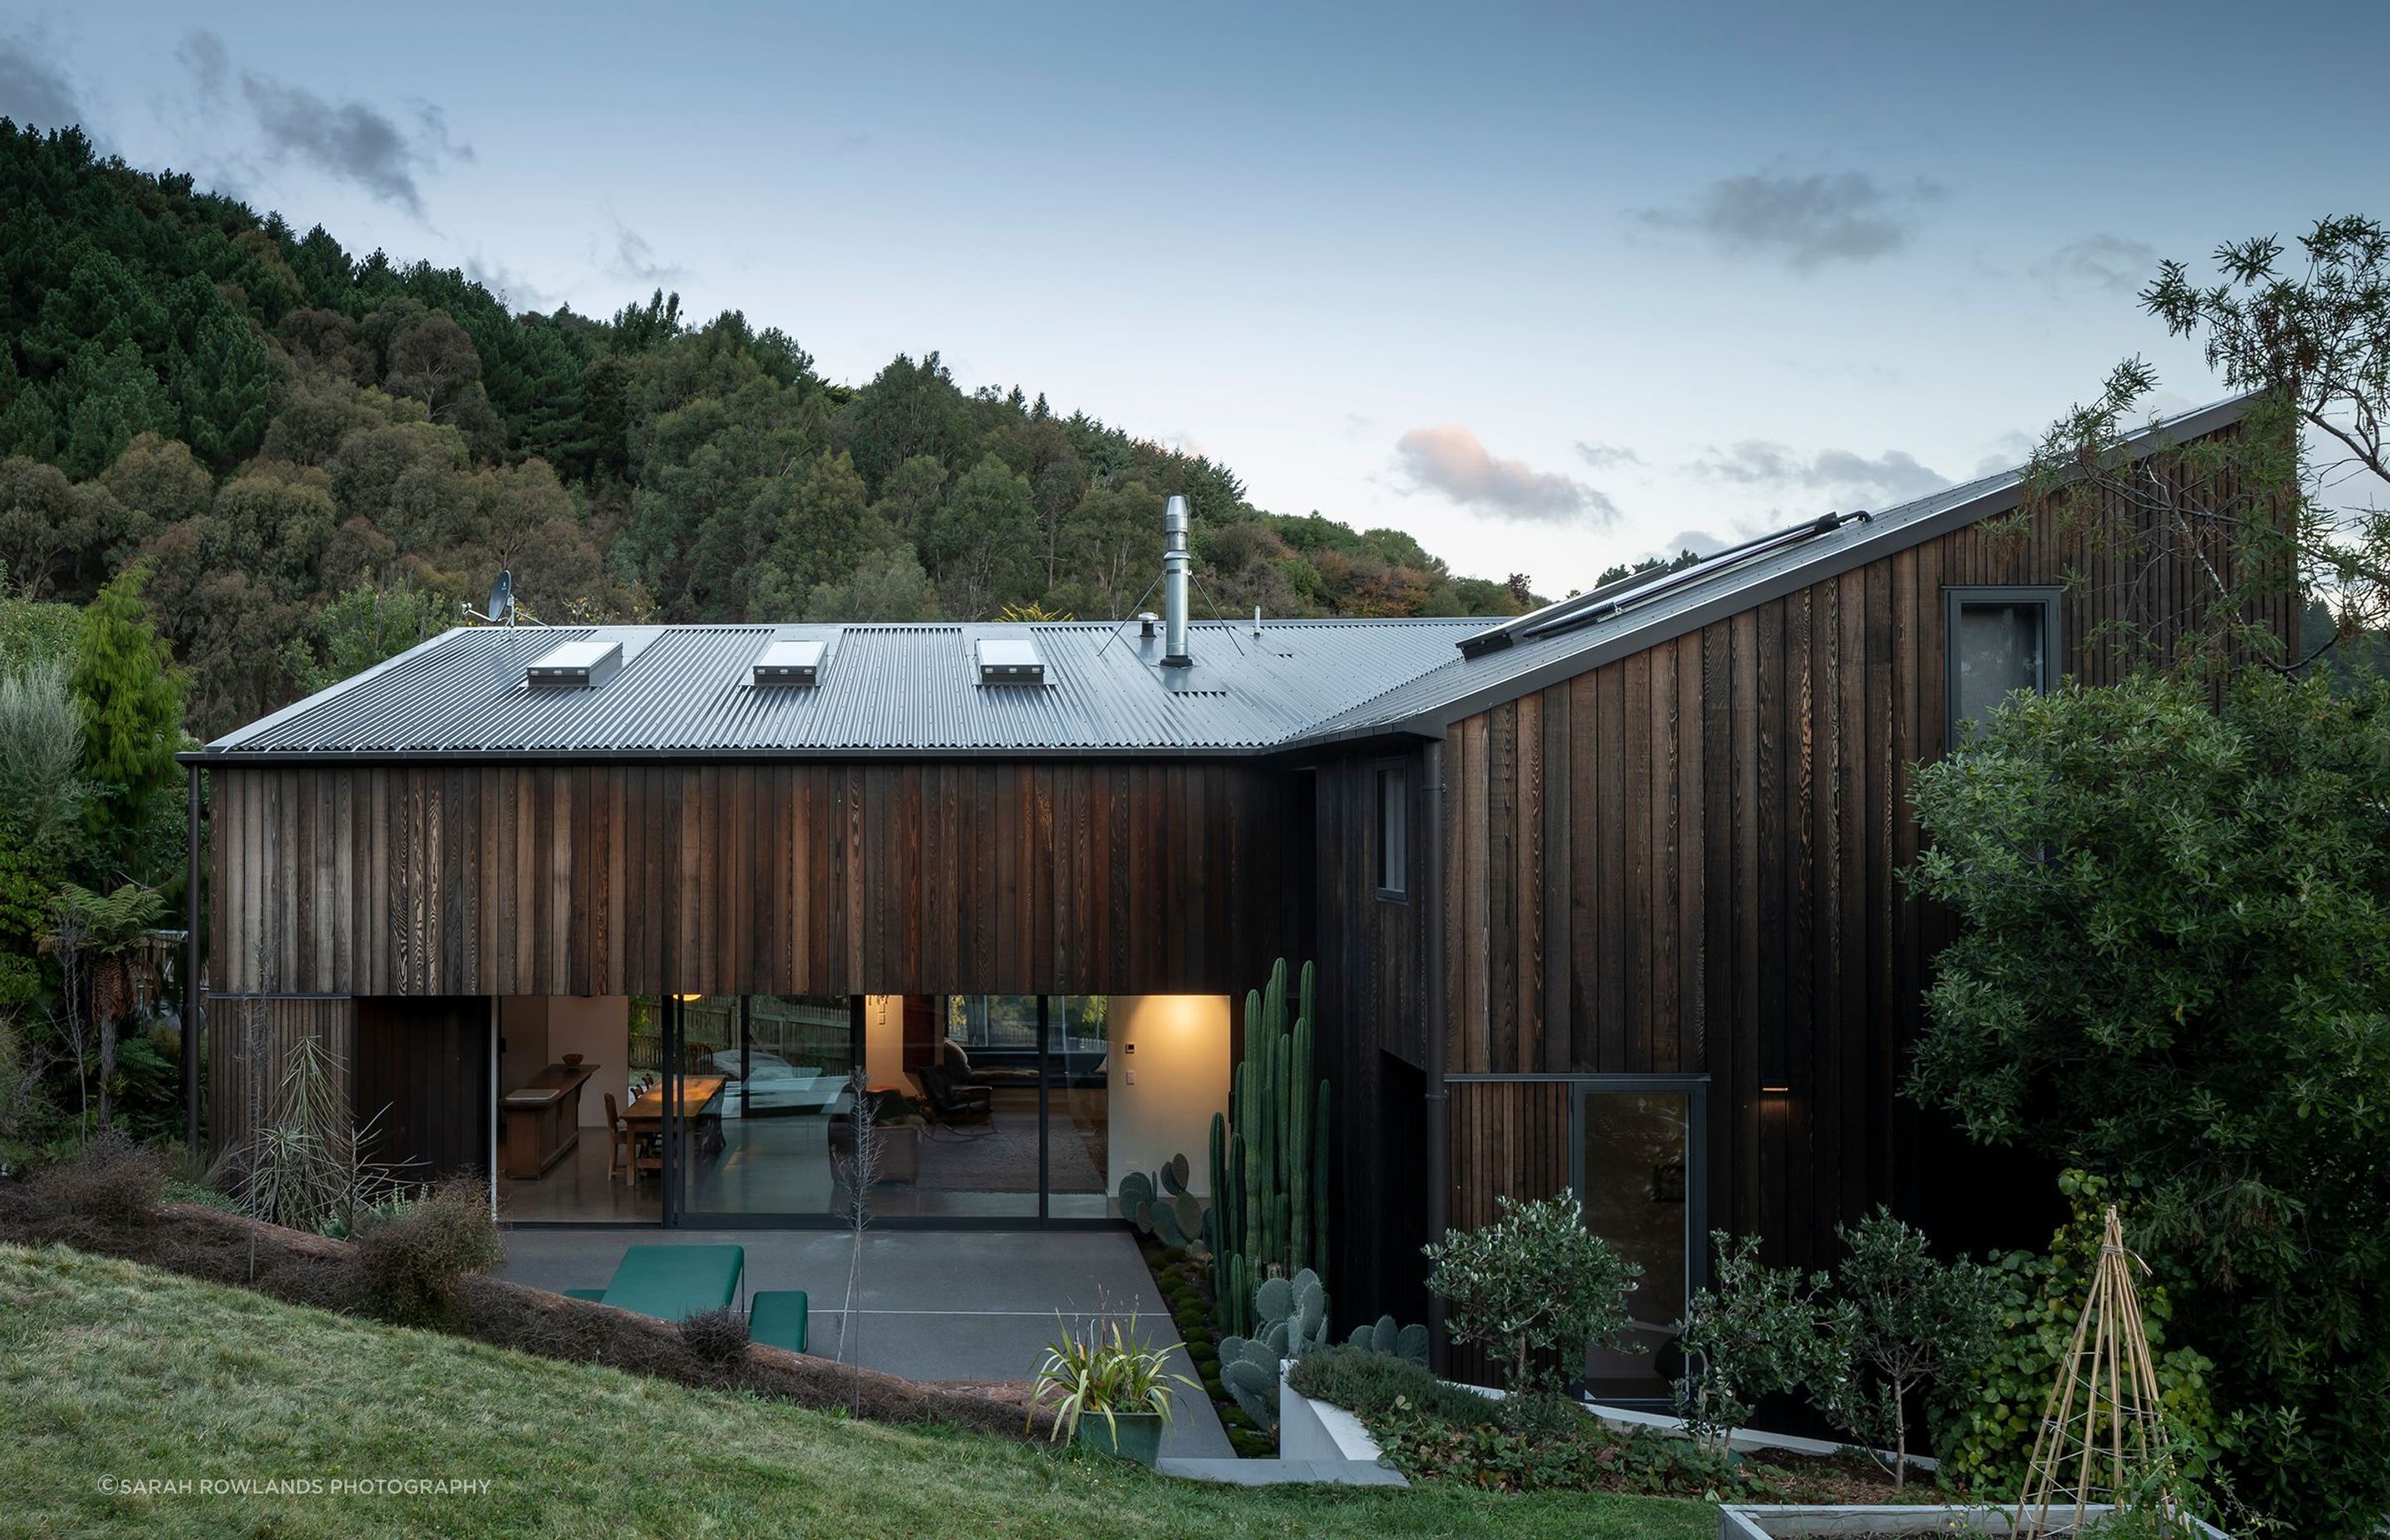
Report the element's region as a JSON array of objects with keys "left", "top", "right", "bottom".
[{"left": 498, "top": 1226, "right": 1232, "bottom": 1459}]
